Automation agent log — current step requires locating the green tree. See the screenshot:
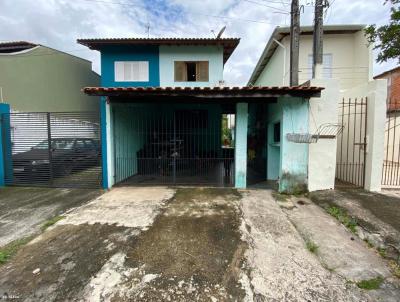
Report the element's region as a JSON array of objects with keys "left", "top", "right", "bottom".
[{"left": 365, "top": 0, "right": 400, "bottom": 63}]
